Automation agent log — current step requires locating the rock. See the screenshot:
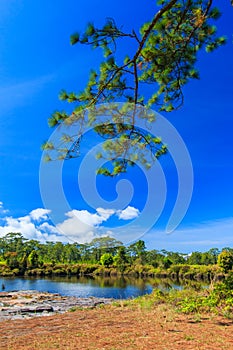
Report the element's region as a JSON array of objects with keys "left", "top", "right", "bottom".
[
  {"left": 20, "top": 305, "right": 54, "bottom": 314},
  {"left": 0, "top": 293, "right": 13, "bottom": 298},
  {"left": 0, "top": 291, "right": 113, "bottom": 321}
]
